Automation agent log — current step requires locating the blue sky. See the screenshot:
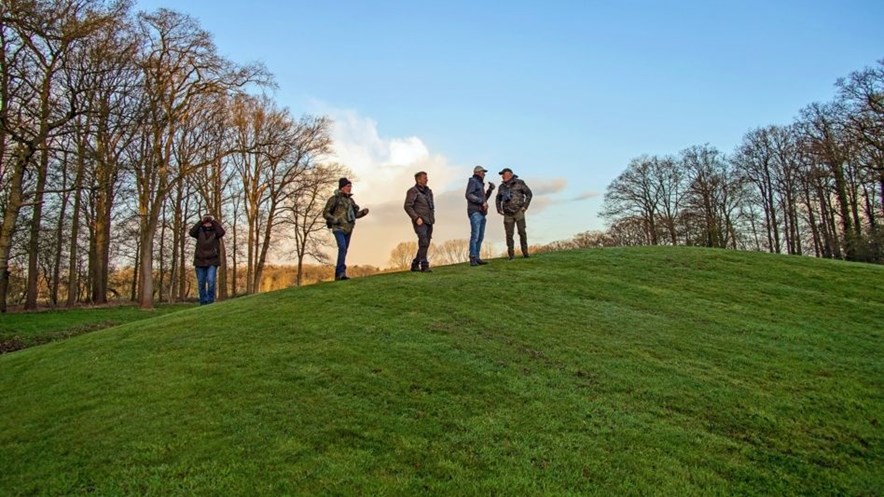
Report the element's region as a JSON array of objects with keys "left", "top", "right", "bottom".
[{"left": 137, "top": 0, "right": 883, "bottom": 266}]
